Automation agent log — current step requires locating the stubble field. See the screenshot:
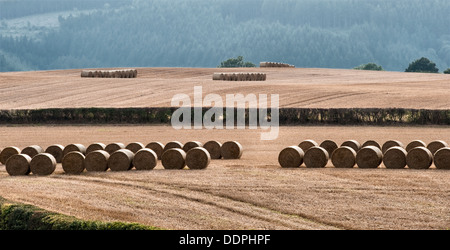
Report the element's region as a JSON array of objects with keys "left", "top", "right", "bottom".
[
  {"left": 0, "top": 125, "right": 449, "bottom": 230},
  {"left": 0, "top": 67, "right": 449, "bottom": 230}
]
